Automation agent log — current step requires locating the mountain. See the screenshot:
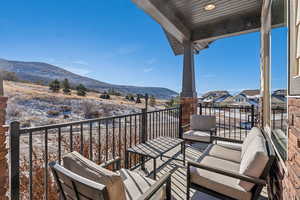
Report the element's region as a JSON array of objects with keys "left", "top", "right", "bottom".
[{"left": 0, "top": 58, "right": 178, "bottom": 99}]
